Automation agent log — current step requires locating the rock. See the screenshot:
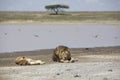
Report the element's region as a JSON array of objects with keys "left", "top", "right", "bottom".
[
  {"left": 74, "top": 74, "right": 81, "bottom": 78},
  {"left": 56, "top": 73, "right": 60, "bottom": 75},
  {"left": 108, "top": 69, "right": 112, "bottom": 72}
]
